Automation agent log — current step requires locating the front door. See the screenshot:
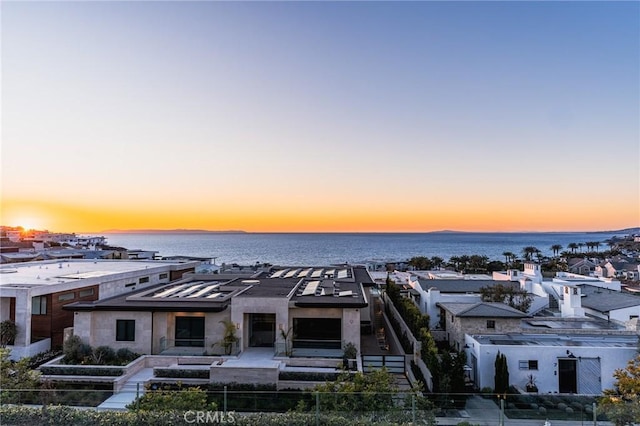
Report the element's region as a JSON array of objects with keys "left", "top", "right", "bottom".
[
  {"left": 558, "top": 358, "right": 577, "bottom": 393},
  {"left": 249, "top": 313, "right": 275, "bottom": 347}
]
